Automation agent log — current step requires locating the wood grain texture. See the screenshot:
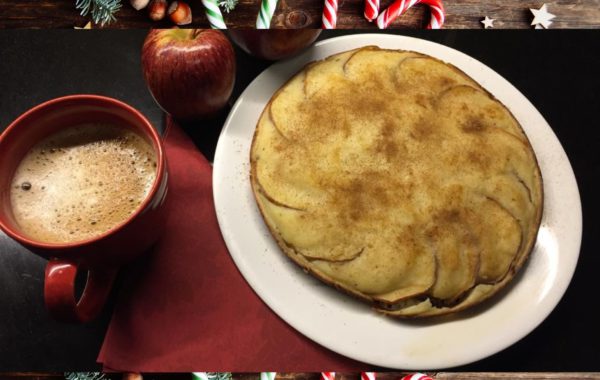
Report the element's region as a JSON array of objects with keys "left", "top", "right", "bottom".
[
  {"left": 0, "top": 0, "right": 599, "bottom": 28},
  {"left": 2, "top": 370, "right": 600, "bottom": 379},
  {"left": 435, "top": 373, "right": 600, "bottom": 380},
  {"left": 248, "top": 373, "right": 600, "bottom": 380},
  {"left": 0, "top": 374, "right": 64, "bottom": 380}
]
